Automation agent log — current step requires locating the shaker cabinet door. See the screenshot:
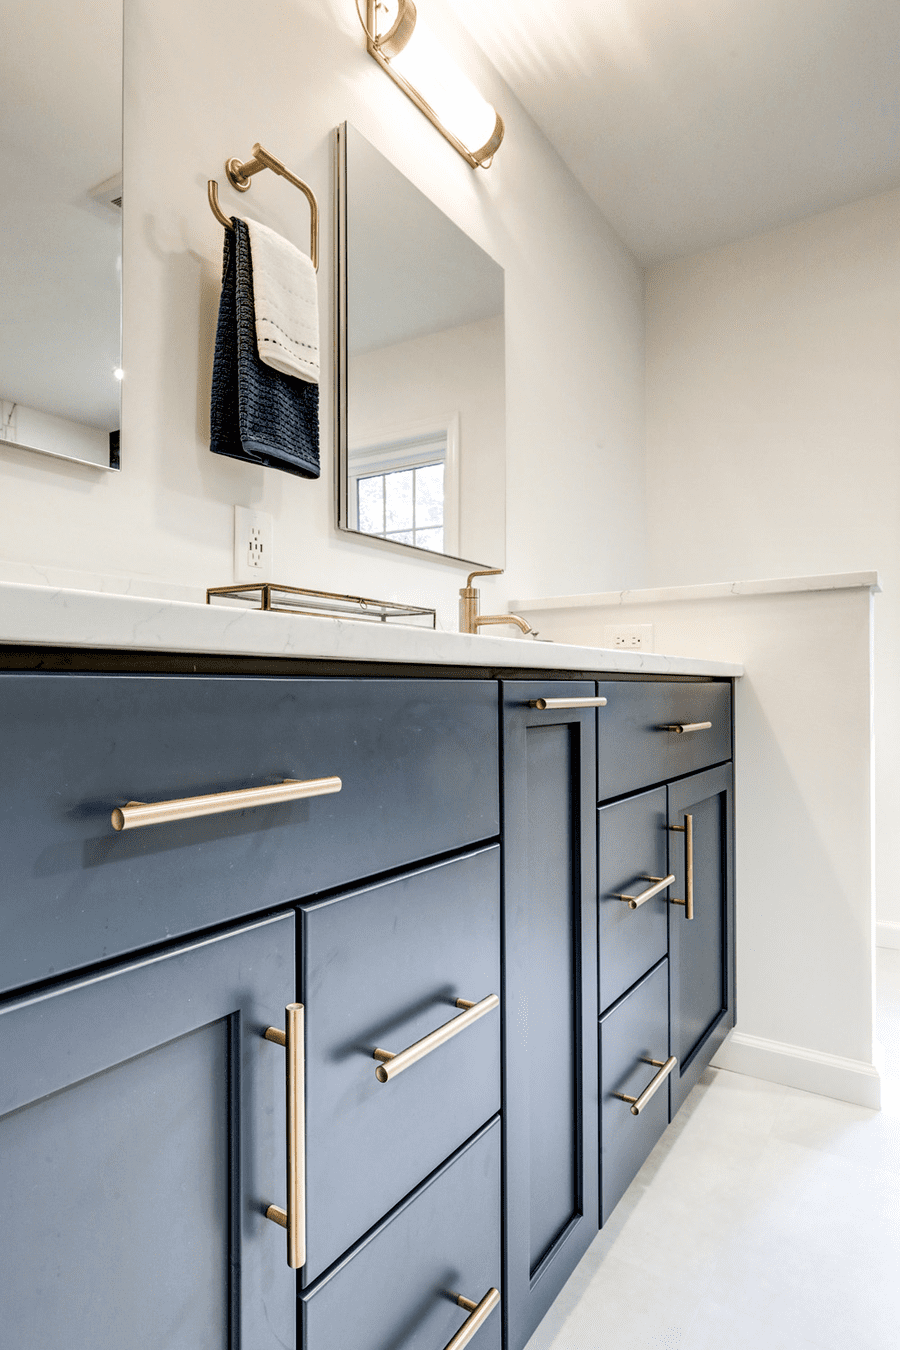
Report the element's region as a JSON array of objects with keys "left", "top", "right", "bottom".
[
  {"left": 0, "top": 913, "right": 295, "bottom": 1350},
  {"left": 501, "top": 683, "right": 599, "bottom": 1350},
  {"left": 300, "top": 847, "right": 501, "bottom": 1284},
  {"left": 668, "top": 763, "right": 735, "bottom": 1115}
]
